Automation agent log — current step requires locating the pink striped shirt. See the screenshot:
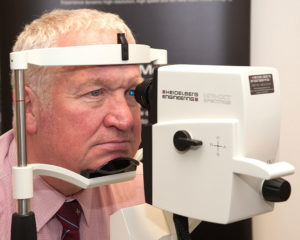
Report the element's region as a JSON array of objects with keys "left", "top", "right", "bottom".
[{"left": 0, "top": 130, "right": 145, "bottom": 240}]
